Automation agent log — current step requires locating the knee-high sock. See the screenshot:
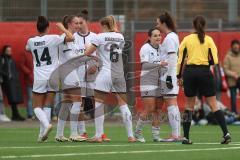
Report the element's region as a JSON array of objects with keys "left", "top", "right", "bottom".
[
  {"left": 70, "top": 102, "right": 81, "bottom": 136},
  {"left": 214, "top": 110, "right": 229, "bottom": 136},
  {"left": 119, "top": 104, "right": 134, "bottom": 138},
  {"left": 78, "top": 100, "right": 86, "bottom": 135},
  {"left": 135, "top": 118, "right": 145, "bottom": 134},
  {"left": 34, "top": 107, "right": 49, "bottom": 129},
  {"left": 94, "top": 102, "right": 104, "bottom": 138},
  {"left": 167, "top": 105, "right": 181, "bottom": 137},
  {"left": 43, "top": 105, "right": 52, "bottom": 123},
  {"left": 56, "top": 102, "right": 71, "bottom": 137},
  {"left": 182, "top": 110, "right": 193, "bottom": 139},
  {"left": 152, "top": 126, "right": 160, "bottom": 140},
  {"left": 78, "top": 121, "right": 86, "bottom": 135}
]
